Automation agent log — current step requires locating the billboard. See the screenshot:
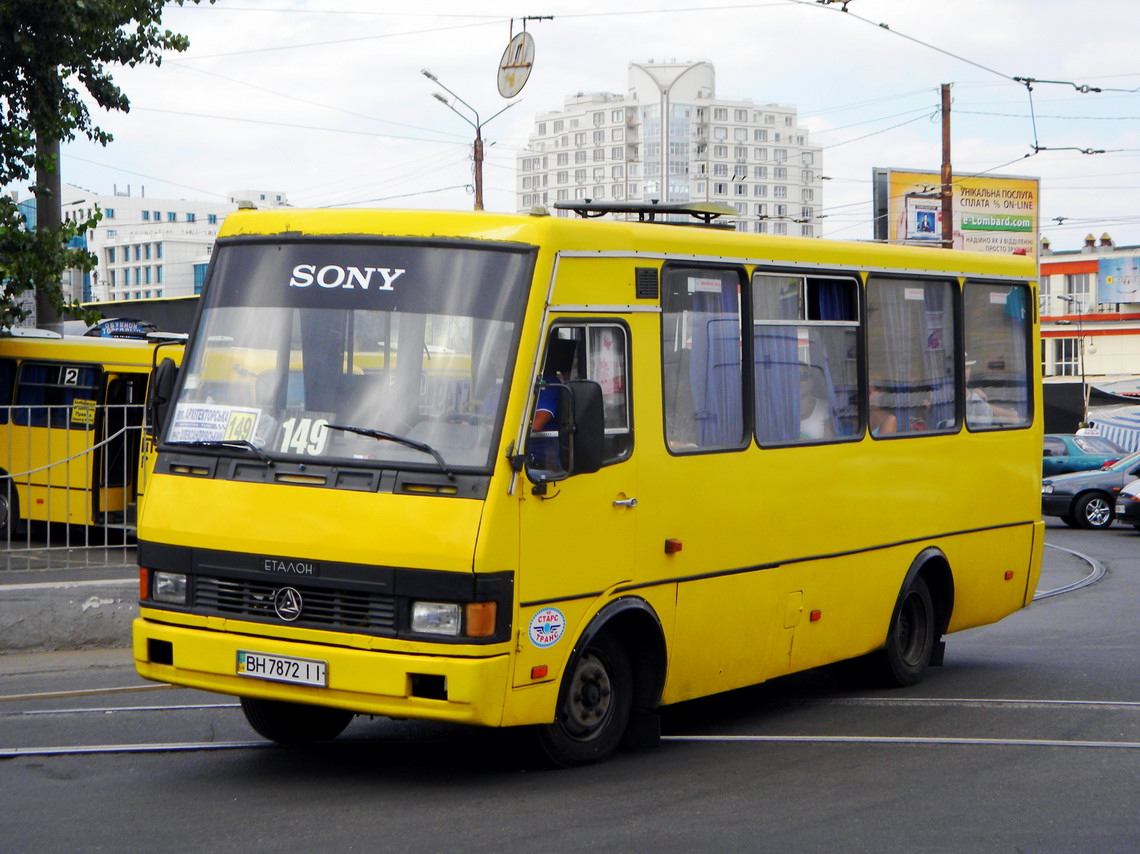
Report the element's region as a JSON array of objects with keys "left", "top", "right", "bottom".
[
  {"left": 1098, "top": 256, "right": 1140, "bottom": 304},
  {"left": 873, "top": 168, "right": 1039, "bottom": 260}
]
